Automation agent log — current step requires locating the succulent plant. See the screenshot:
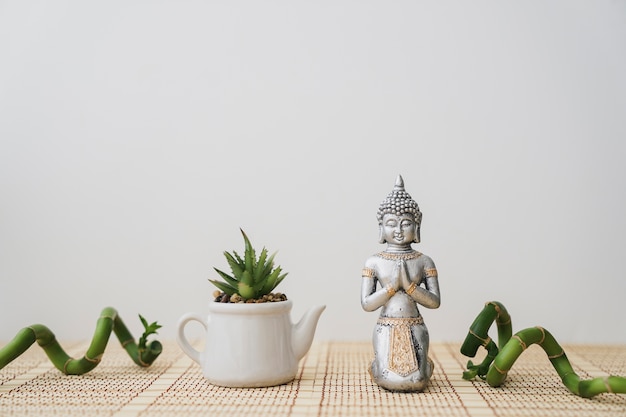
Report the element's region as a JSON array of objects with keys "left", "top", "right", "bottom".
[{"left": 209, "top": 229, "right": 287, "bottom": 301}]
